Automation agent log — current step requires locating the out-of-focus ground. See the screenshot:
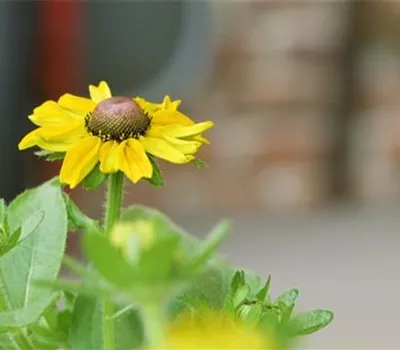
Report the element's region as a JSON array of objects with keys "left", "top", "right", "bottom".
[{"left": 177, "top": 208, "right": 400, "bottom": 350}]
